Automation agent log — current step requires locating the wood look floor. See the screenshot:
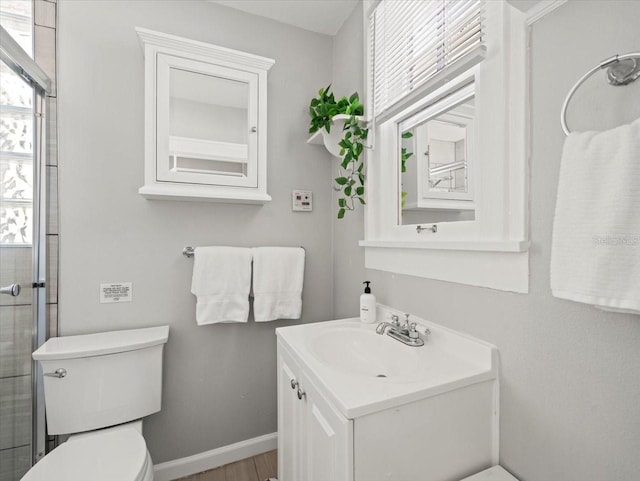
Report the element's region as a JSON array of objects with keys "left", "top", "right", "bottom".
[{"left": 177, "top": 450, "right": 277, "bottom": 481}]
